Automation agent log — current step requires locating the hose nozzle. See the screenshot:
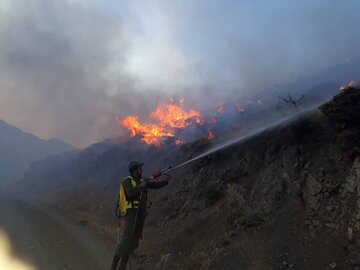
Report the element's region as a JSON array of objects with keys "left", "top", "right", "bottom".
[{"left": 161, "top": 166, "right": 173, "bottom": 174}]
